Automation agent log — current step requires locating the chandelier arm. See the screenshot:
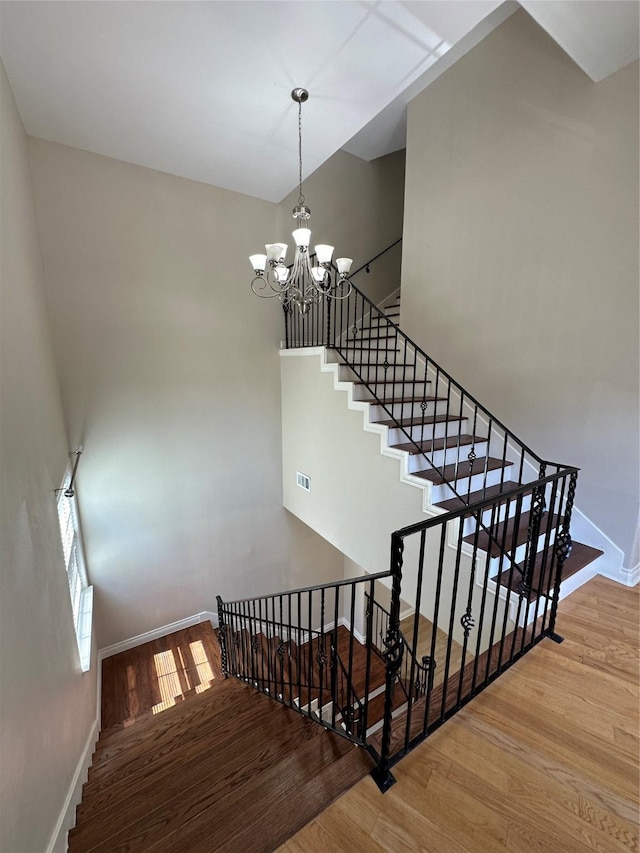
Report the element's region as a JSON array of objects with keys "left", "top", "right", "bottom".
[
  {"left": 326, "top": 278, "right": 353, "bottom": 300},
  {"left": 251, "top": 275, "right": 290, "bottom": 299}
]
